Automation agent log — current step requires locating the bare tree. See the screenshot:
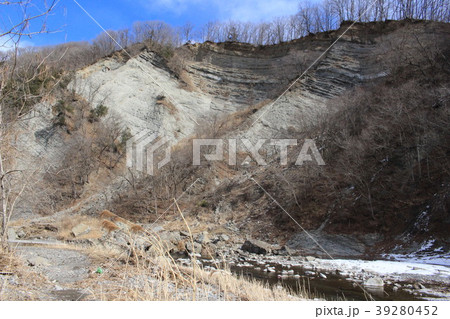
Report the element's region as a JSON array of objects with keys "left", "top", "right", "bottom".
[
  {"left": 181, "top": 21, "right": 195, "bottom": 43},
  {"left": 1, "top": 0, "right": 57, "bottom": 248}
]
